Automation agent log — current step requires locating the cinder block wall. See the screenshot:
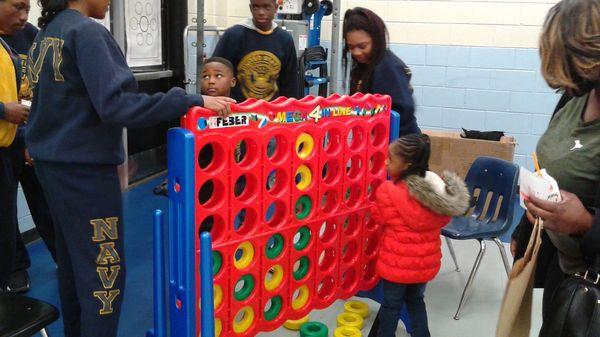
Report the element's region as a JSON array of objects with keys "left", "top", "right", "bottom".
[{"left": 189, "top": 0, "right": 561, "bottom": 169}]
